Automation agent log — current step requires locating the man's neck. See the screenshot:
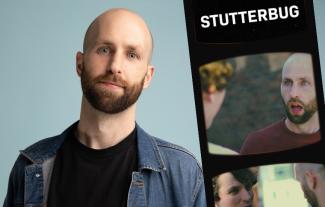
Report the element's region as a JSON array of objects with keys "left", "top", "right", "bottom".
[
  {"left": 76, "top": 97, "right": 136, "bottom": 149},
  {"left": 285, "top": 113, "right": 319, "bottom": 134}
]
